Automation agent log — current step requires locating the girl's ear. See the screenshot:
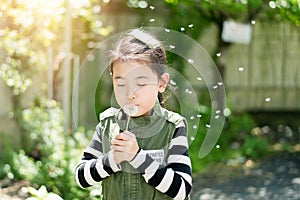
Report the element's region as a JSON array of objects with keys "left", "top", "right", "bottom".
[{"left": 158, "top": 73, "right": 169, "bottom": 93}]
